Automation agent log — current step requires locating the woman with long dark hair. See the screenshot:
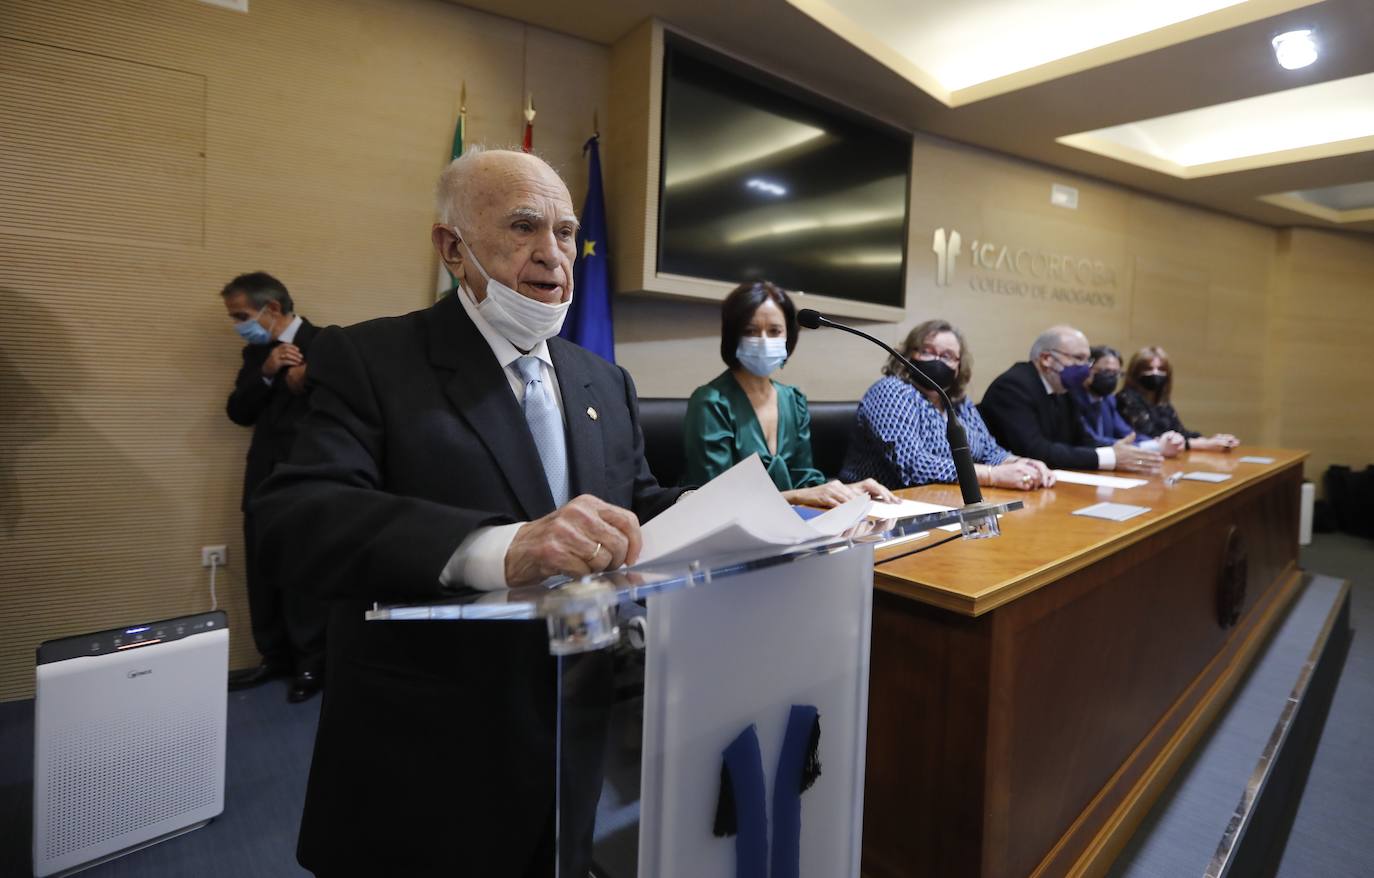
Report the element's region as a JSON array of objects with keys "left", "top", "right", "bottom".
[{"left": 1117, "top": 346, "right": 1239, "bottom": 452}]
